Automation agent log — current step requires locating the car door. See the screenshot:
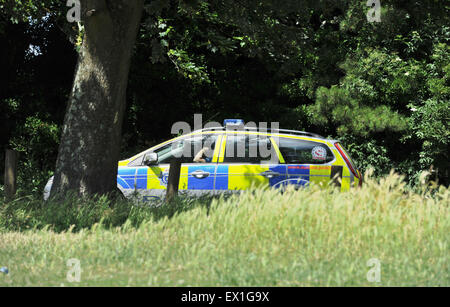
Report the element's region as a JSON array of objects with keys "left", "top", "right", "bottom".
[
  {"left": 140, "top": 133, "right": 222, "bottom": 200},
  {"left": 276, "top": 137, "right": 336, "bottom": 189},
  {"left": 215, "top": 133, "right": 287, "bottom": 192}
]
